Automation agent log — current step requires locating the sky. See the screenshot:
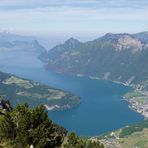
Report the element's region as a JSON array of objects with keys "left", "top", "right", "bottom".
[{"left": 0, "top": 0, "right": 148, "bottom": 37}]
